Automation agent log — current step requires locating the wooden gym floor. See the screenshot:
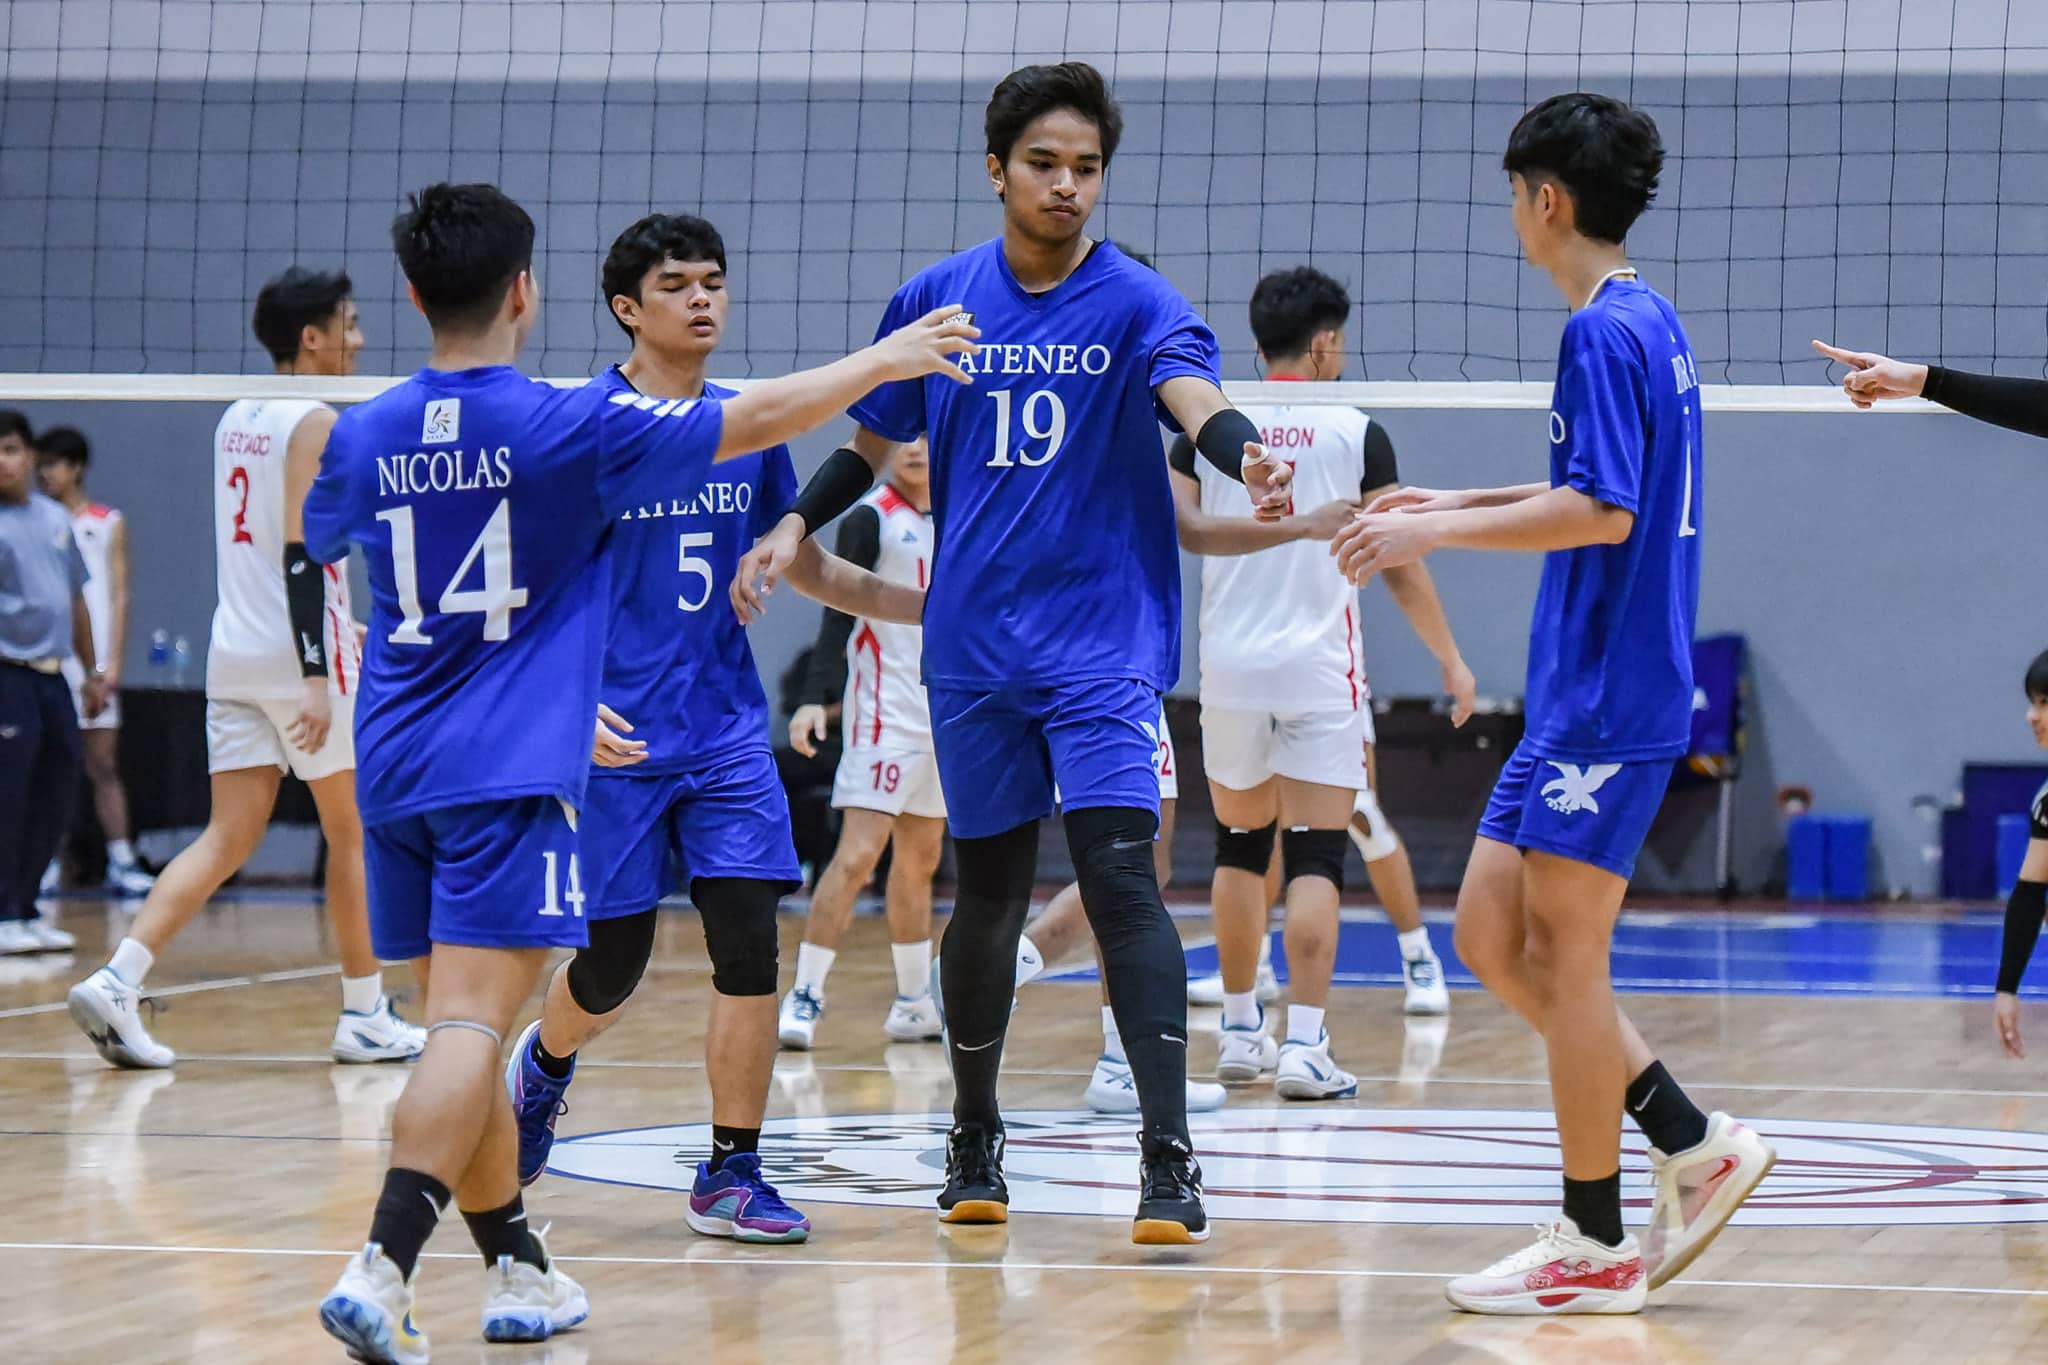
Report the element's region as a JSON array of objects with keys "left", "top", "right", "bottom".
[{"left": 4, "top": 894, "right": 2047, "bottom": 1363}]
